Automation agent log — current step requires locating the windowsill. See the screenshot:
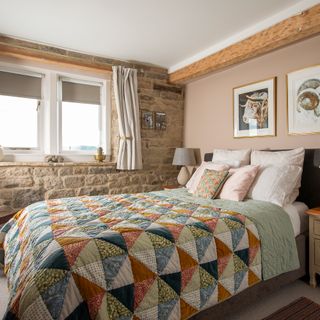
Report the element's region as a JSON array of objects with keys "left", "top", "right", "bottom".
[
  {"left": 2, "top": 153, "right": 112, "bottom": 163},
  {"left": 0, "top": 161, "right": 116, "bottom": 168}
]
